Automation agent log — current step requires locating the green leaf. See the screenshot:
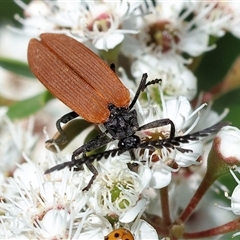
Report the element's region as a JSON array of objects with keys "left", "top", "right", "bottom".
[
  {"left": 0, "top": 0, "right": 24, "bottom": 24},
  {"left": 7, "top": 91, "right": 54, "bottom": 120},
  {"left": 0, "top": 57, "right": 34, "bottom": 78},
  {"left": 213, "top": 87, "right": 240, "bottom": 128},
  {"left": 195, "top": 33, "right": 240, "bottom": 93}
]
